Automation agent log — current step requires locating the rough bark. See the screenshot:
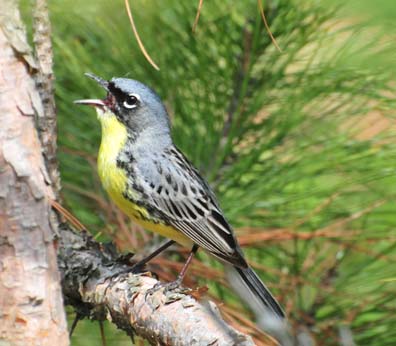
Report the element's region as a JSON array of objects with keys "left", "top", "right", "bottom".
[
  {"left": 59, "top": 225, "right": 255, "bottom": 346},
  {"left": 0, "top": 1, "right": 69, "bottom": 345},
  {"left": 32, "top": 0, "right": 61, "bottom": 197}
]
